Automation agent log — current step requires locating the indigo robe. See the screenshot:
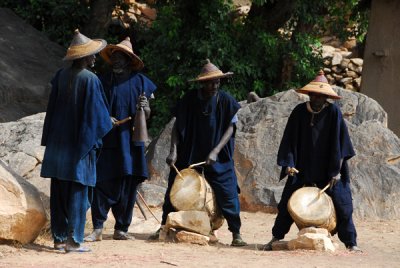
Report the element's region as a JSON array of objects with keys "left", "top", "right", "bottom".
[
  {"left": 41, "top": 68, "right": 113, "bottom": 187},
  {"left": 162, "top": 89, "right": 242, "bottom": 233},
  {"left": 96, "top": 72, "right": 157, "bottom": 181},
  {"left": 277, "top": 102, "right": 355, "bottom": 186},
  {"left": 273, "top": 102, "right": 358, "bottom": 247}
]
